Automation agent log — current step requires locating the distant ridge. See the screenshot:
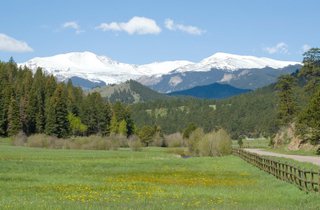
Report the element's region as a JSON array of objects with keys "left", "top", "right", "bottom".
[{"left": 168, "top": 83, "right": 251, "bottom": 99}]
